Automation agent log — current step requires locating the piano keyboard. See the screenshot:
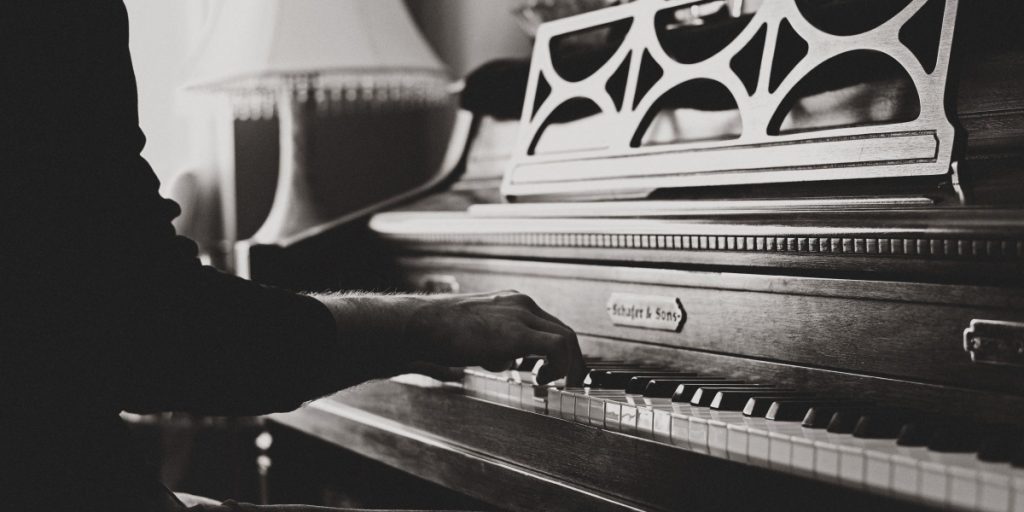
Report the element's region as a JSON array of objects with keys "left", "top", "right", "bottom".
[{"left": 464, "top": 359, "right": 1024, "bottom": 512}]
